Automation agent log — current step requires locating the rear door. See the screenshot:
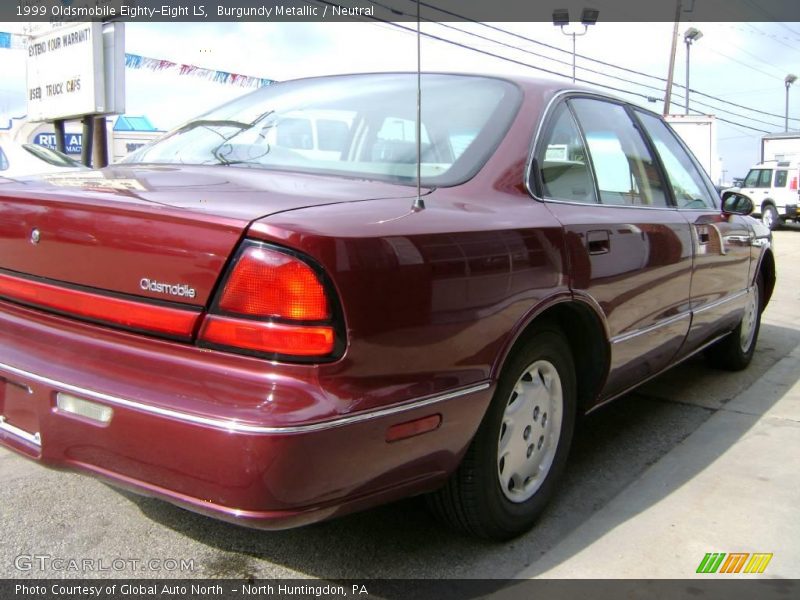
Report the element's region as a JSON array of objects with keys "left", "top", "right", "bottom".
[
  {"left": 634, "top": 110, "right": 753, "bottom": 355},
  {"left": 771, "top": 167, "right": 794, "bottom": 211},
  {"left": 533, "top": 97, "right": 693, "bottom": 400}
]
